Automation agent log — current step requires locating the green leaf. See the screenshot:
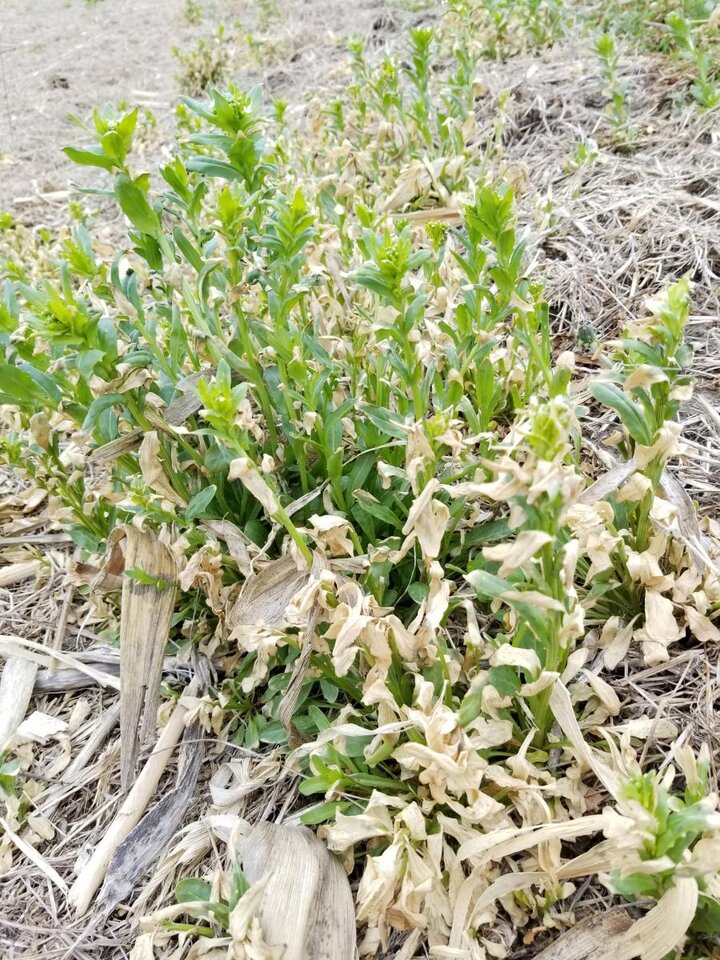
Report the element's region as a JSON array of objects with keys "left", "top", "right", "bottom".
[
  {"left": 299, "top": 774, "right": 338, "bottom": 796},
  {"left": 126, "top": 566, "right": 175, "bottom": 591},
  {"left": 258, "top": 720, "right": 287, "bottom": 744},
  {"left": 186, "top": 157, "right": 245, "bottom": 182},
  {"left": 114, "top": 174, "right": 161, "bottom": 236},
  {"left": 308, "top": 704, "right": 331, "bottom": 732},
  {"left": 300, "top": 800, "right": 355, "bottom": 825},
  {"left": 175, "top": 878, "right": 212, "bottom": 904},
  {"left": 352, "top": 490, "right": 403, "bottom": 529},
  {"left": 17, "top": 364, "right": 62, "bottom": 404},
  {"left": 69, "top": 525, "right": 102, "bottom": 553},
  {"left": 173, "top": 229, "right": 205, "bottom": 272},
  {"left": 460, "top": 518, "right": 510, "bottom": 549},
  {"left": 186, "top": 485, "right": 217, "bottom": 523},
  {"left": 0, "top": 758, "right": 20, "bottom": 795},
  {"left": 692, "top": 894, "right": 720, "bottom": 936},
  {"left": 465, "top": 569, "right": 551, "bottom": 641},
  {"left": 244, "top": 716, "right": 259, "bottom": 749},
  {"left": 76, "top": 349, "right": 107, "bottom": 381},
  {"left": 458, "top": 683, "right": 486, "bottom": 727},
  {"left": 360, "top": 404, "right": 408, "bottom": 440},
  {"left": 228, "top": 865, "right": 250, "bottom": 910},
  {"left": 489, "top": 664, "right": 522, "bottom": 696},
  {"left": 0, "top": 364, "right": 59, "bottom": 409},
  {"left": 590, "top": 381, "right": 654, "bottom": 446},
  {"left": 408, "top": 581, "right": 429, "bottom": 602},
  {"left": 82, "top": 393, "right": 123, "bottom": 434},
  {"left": 63, "top": 145, "right": 115, "bottom": 171}
]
